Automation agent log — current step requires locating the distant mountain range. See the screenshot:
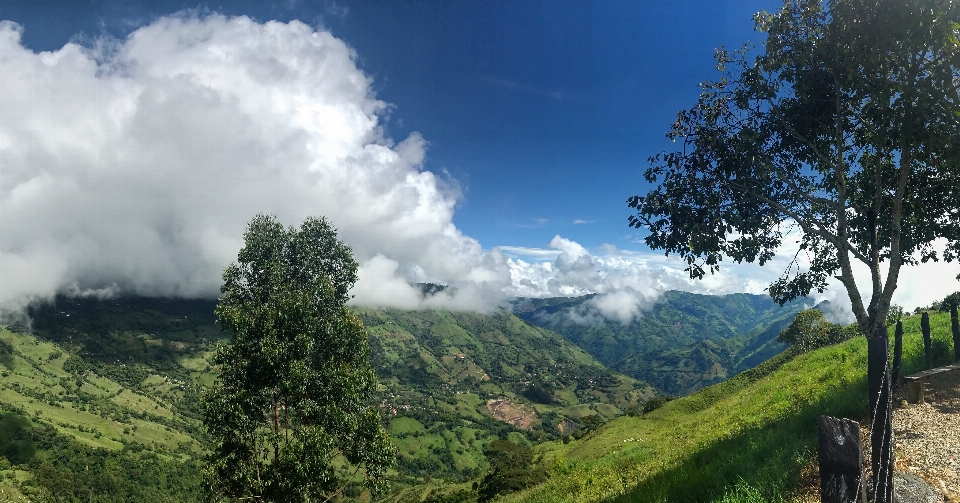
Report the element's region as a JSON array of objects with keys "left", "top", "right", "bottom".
[{"left": 512, "top": 291, "right": 810, "bottom": 395}]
